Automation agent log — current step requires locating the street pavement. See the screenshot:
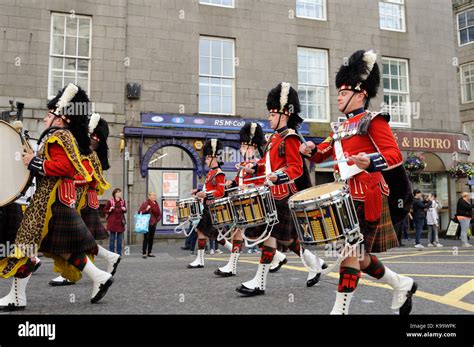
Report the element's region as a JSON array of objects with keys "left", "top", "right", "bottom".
[{"left": 0, "top": 237, "right": 472, "bottom": 315}]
